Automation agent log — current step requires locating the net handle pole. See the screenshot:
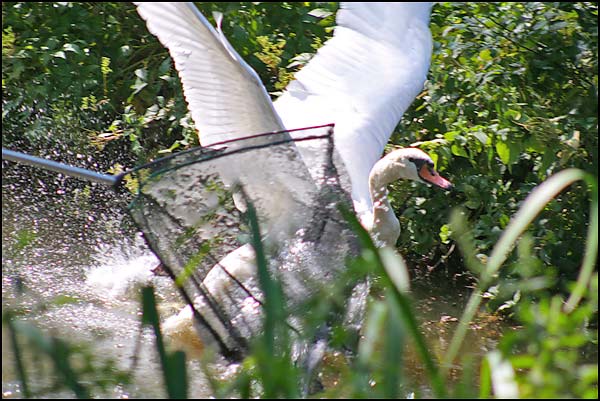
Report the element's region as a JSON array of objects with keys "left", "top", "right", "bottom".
[{"left": 2, "top": 148, "right": 123, "bottom": 188}]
